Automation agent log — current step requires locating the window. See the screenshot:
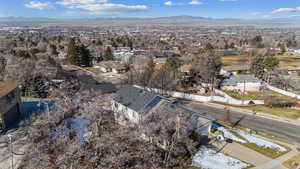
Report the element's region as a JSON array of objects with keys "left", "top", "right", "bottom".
[
  {"left": 6, "top": 91, "right": 15, "bottom": 104},
  {"left": 114, "top": 102, "right": 118, "bottom": 108}
]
